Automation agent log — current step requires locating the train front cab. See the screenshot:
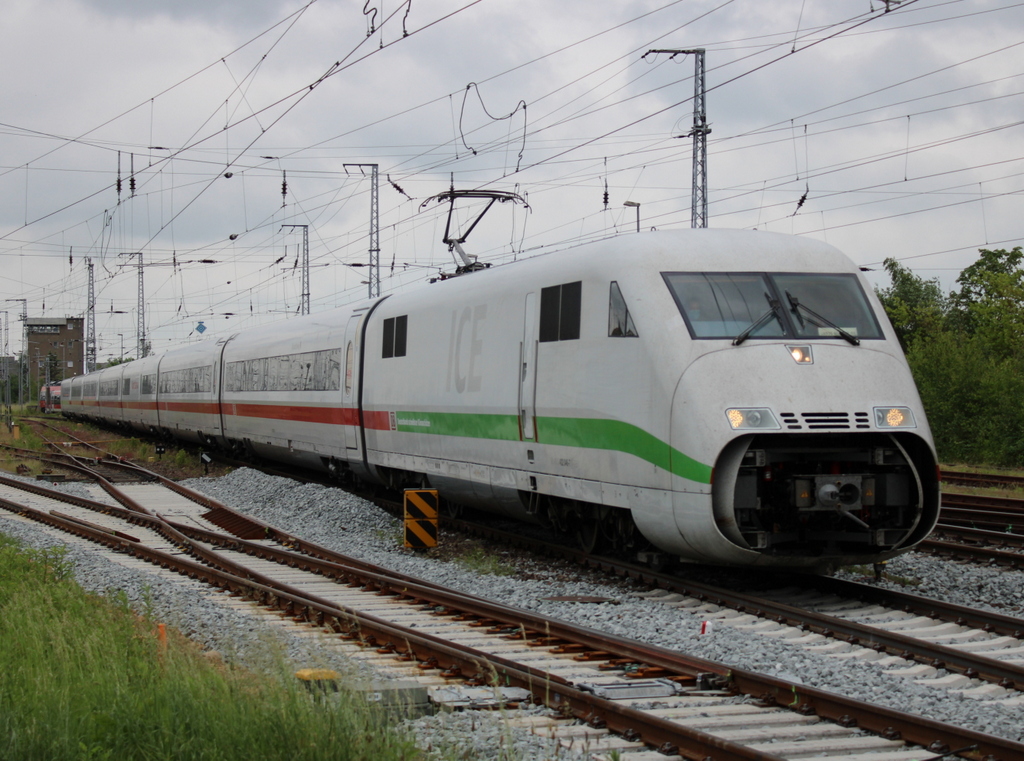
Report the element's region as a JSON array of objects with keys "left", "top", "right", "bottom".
[{"left": 661, "top": 266, "right": 941, "bottom": 568}]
